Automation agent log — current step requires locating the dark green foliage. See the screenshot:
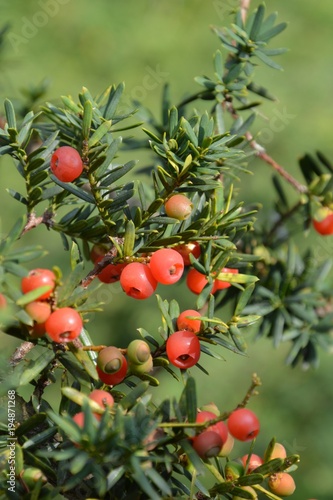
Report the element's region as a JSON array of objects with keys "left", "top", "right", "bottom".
[{"left": 0, "top": 3, "right": 330, "bottom": 498}]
